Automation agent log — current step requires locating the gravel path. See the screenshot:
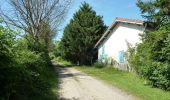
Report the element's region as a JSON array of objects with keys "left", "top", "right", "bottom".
[{"left": 57, "top": 66, "right": 137, "bottom": 100}]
